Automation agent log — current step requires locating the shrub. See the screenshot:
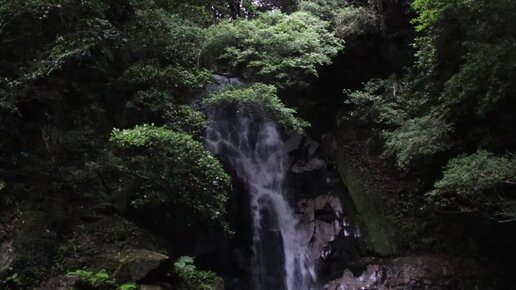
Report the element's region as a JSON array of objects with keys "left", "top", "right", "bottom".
[
  {"left": 202, "top": 83, "right": 309, "bottom": 133},
  {"left": 383, "top": 114, "right": 453, "bottom": 169},
  {"left": 68, "top": 269, "right": 114, "bottom": 287},
  {"left": 109, "top": 125, "right": 231, "bottom": 226},
  {"left": 204, "top": 10, "right": 343, "bottom": 87},
  {"left": 173, "top": 256, "right": 223, "bottom": 290},
  {"left": 428, "top": 150, "right": 516, "bottom": 220},
  {"left": 334, "top": 6, "right": 379, "bottom": 38}
]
